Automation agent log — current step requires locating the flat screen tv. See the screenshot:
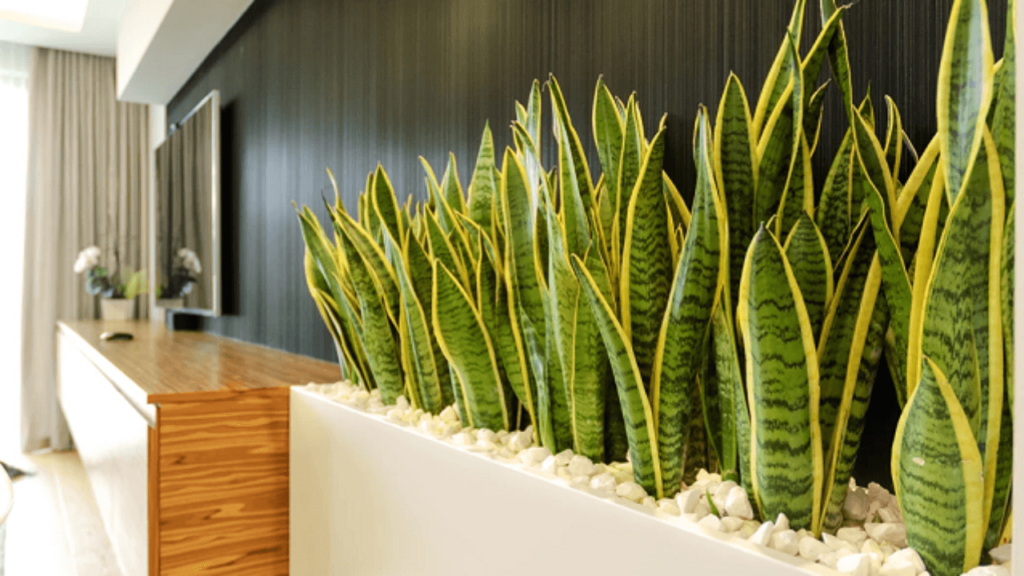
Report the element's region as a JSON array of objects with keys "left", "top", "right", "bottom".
[{"left": 153, "top": 90, "right": 221, "bottom": 316}]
